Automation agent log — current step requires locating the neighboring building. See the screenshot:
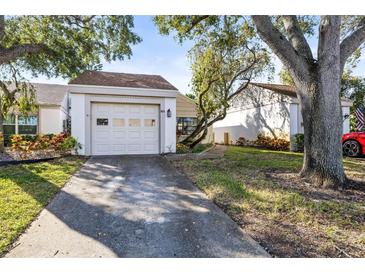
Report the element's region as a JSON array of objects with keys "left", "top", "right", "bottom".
[
  {"left": 3, "top": 83, "right": 69, "bottom": 143},
  {"left": 213, "top": 83, "right": 352, "bottom": 150}
]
